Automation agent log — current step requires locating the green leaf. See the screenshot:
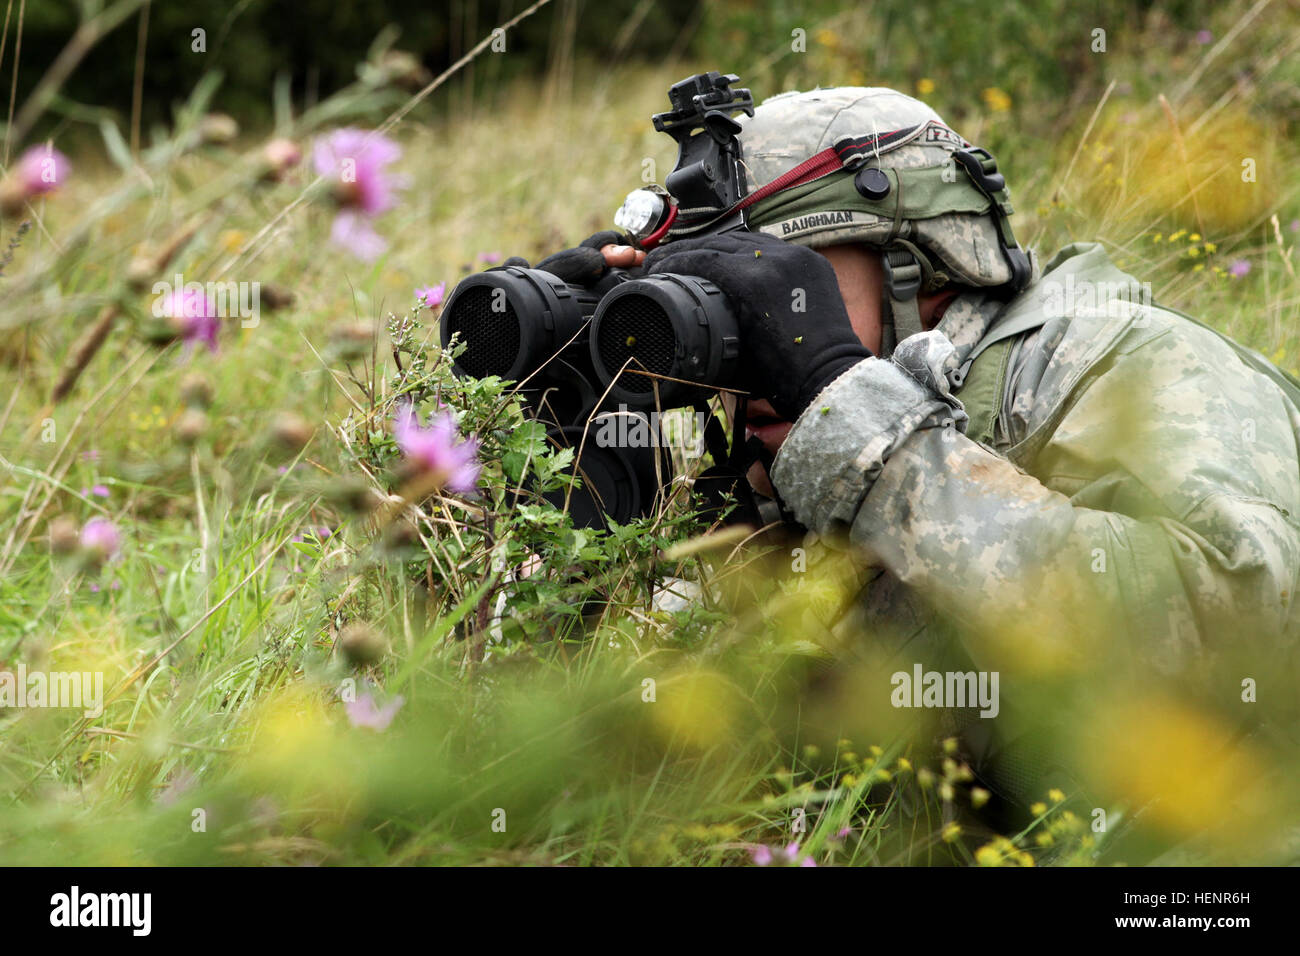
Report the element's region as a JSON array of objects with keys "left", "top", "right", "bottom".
[
  {"left": 502, "top": 451, "right": 528, "bottom": 484},
  {"left": 98, "top": 118, "right": 134, "bottom": 171}
]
